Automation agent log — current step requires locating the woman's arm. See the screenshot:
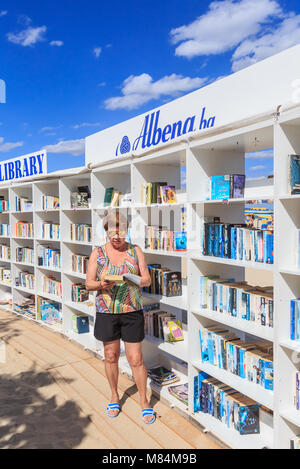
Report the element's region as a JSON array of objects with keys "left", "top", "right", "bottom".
[
  {"left": 86, "top": 248, "right": 114, "bottom": 291},
  {"left": 135, "top": 245, "right": 151, "bottom": 288}
]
